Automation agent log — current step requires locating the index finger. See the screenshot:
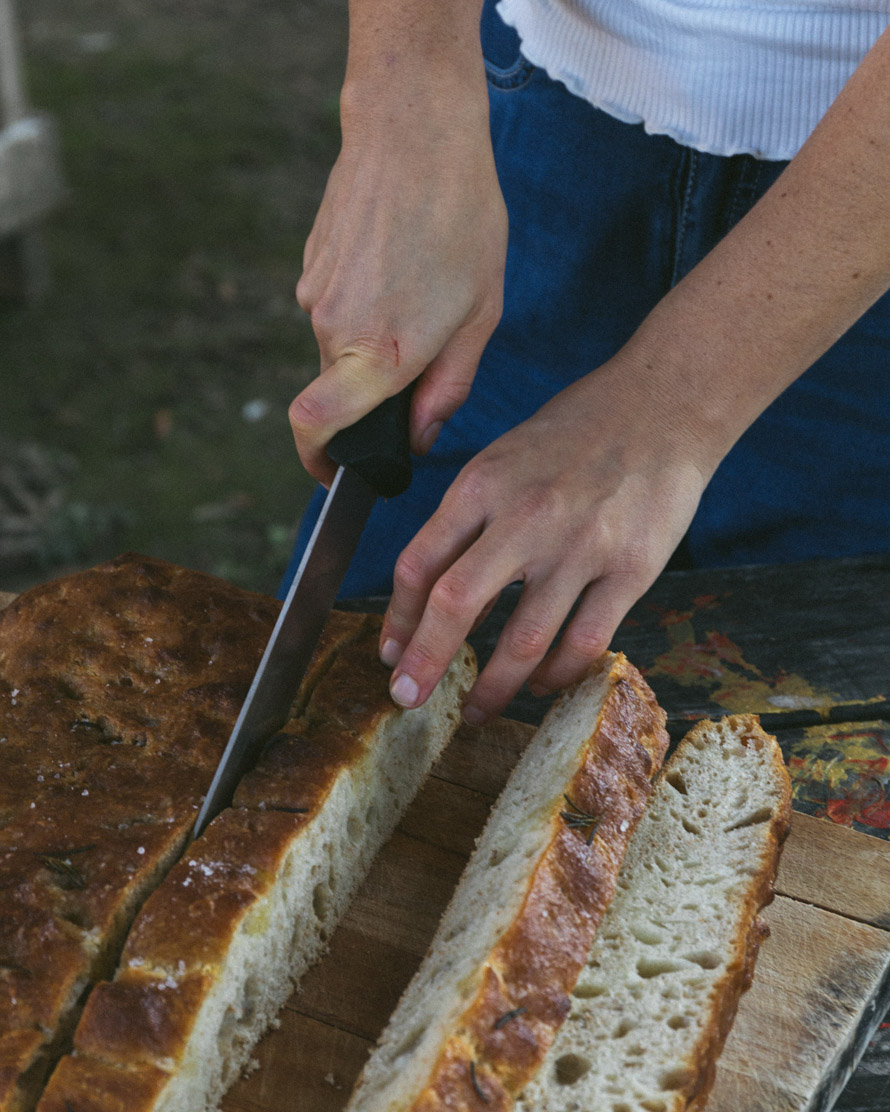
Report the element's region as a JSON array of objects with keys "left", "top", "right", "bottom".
[
  {"left": 380, "top": 478, "right": 490, "bottom": 668},
  {"left": 385, "top": 522, "right": 527, "bottom": 713}
]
